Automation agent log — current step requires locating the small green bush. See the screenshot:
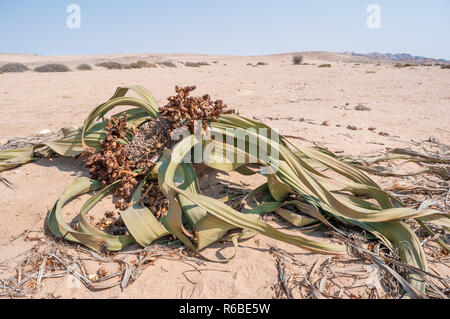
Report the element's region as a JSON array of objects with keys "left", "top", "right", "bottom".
[
  {"left": 34, "top": 64, "right": 71, "bottom": 72},
  {"left": 157, "top": 61, "right": 177, "bottom": 68},
  {"left": 185, "top": 62, "right": 200, "bottom": 67},
  {"left": 137, "top": 60, "right": 156, "bottom": 68},
  {"left": 292, "top": 55, "right": 303, "bottom": 65},
  {"left": 0, "top": 63, "right": 29, "bottom": 73},
  {"left": 76, "top": 64, "right": 92, "bottom": 71},
  {"left": 96, "top": 62, "right": 124, "bottom": 70}
]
